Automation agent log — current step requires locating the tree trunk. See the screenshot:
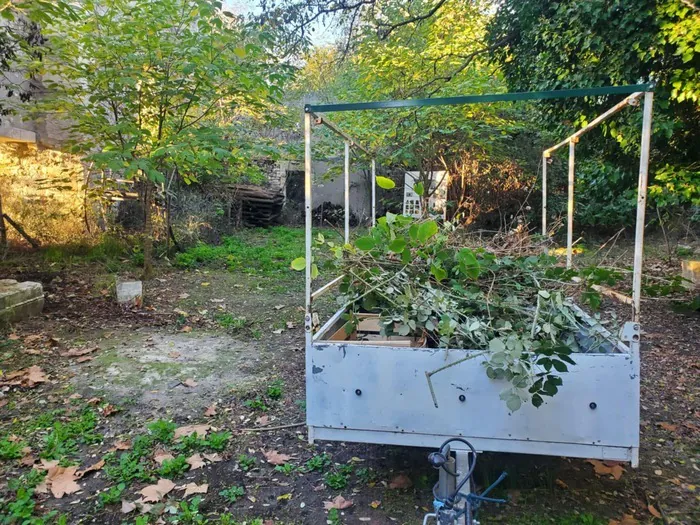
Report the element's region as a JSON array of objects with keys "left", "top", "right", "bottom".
[
  {"left": 0, "top": 190, "right": 6, "bottom": 249},
  {"left": 142, "top": 181, "right": 155, "bottom": 279}
]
